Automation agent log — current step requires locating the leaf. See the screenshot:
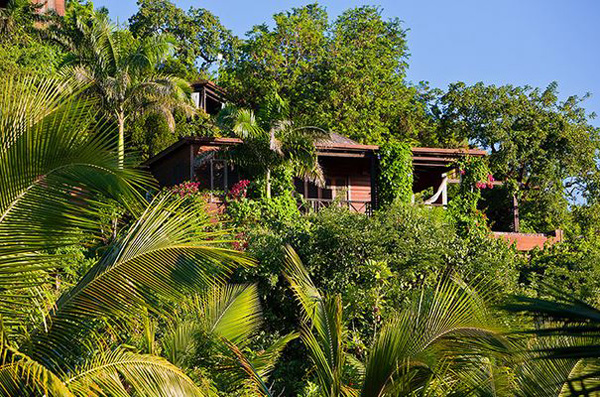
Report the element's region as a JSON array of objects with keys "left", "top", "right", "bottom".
[{"left": 25, "top": 193, "right": 254, "bottom": 368}]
